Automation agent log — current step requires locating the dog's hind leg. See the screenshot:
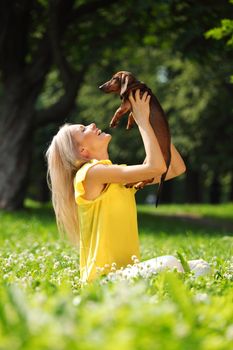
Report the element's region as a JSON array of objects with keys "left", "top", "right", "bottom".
[{"left": 126, "top": 112, "right": 135, "bottom": 130}]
